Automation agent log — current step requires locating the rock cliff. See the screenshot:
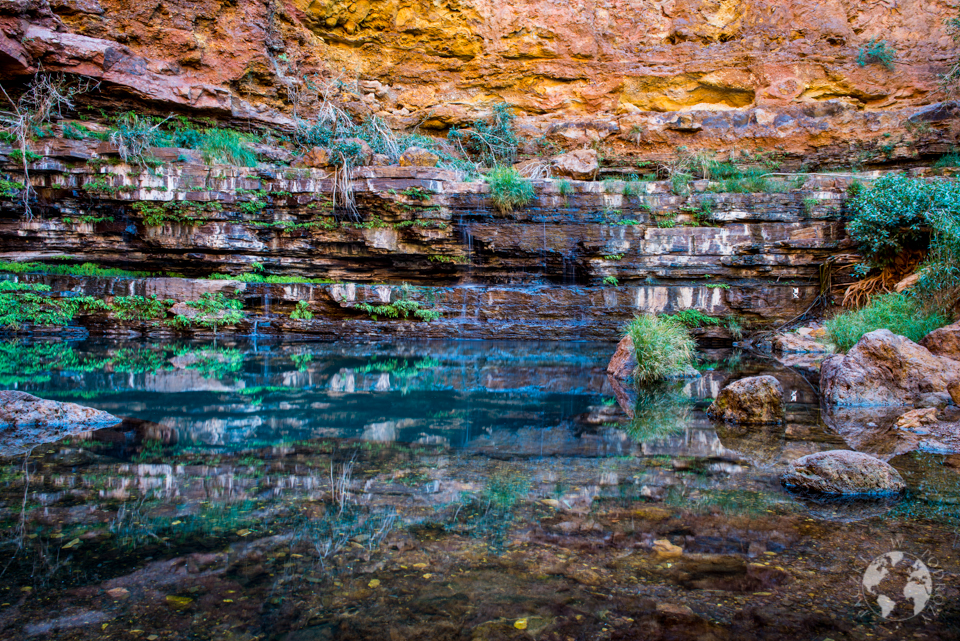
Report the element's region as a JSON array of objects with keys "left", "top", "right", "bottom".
[{"left": 2, "top": 0, "right": 959, "bottom": 164}]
